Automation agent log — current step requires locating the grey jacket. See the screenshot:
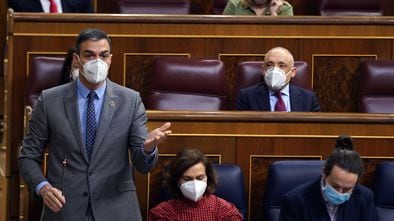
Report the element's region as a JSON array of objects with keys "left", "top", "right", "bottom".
[{"left": 19, "top": 79, "right": 157, "bottom": 221}]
